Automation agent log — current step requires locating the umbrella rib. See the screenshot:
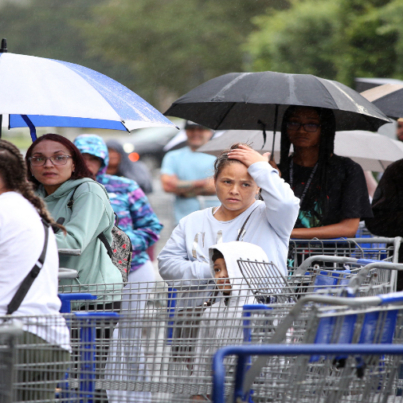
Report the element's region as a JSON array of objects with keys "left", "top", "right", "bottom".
[
  {"left": 215, "top": 102, "right": 237, "bottom": 130},
  {"left": 313, "top": 78, "right": 387, "bottom": 130}
]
